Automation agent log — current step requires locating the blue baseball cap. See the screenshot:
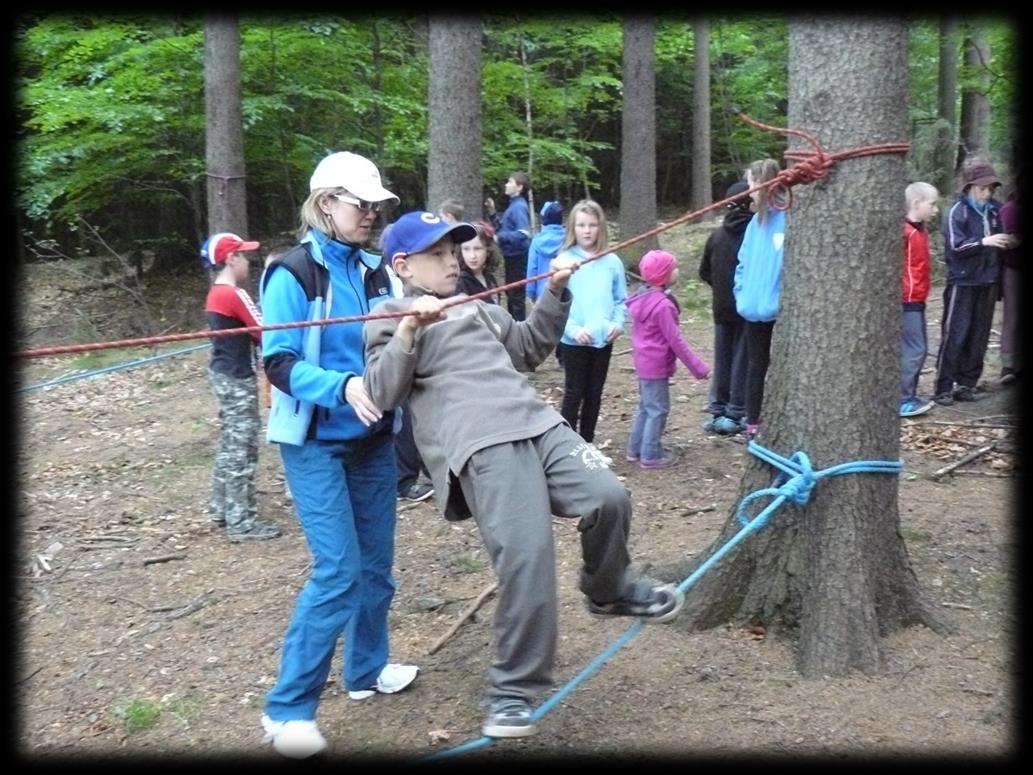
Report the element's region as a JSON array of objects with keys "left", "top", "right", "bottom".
[
  {"left": 383, "top": 211, "right": 477, "bottom": 264},
  {"left": 539, "top": 200, "right": 564, "bottom": 226}
]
